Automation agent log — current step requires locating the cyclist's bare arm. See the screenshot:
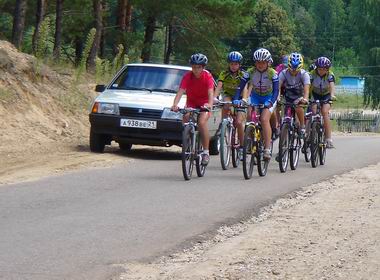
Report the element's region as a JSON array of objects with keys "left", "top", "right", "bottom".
[
  {"left": 206, "top": 88, "right": 214, "bottom": 110},
  {"left": 329, "top": 81, "right": 336, "bottom": 99},
  {"left": 171, "top": 88, "right": 186, "bottom": 111},
  {"left": 214, "top": 81, "right": 223, "bottom": 99},
  {"left": 242, "top": 83, "right": 251, "bottom": 101},
  {"left": 303, "top": 84, "right": 310, "bottom": 101}
]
